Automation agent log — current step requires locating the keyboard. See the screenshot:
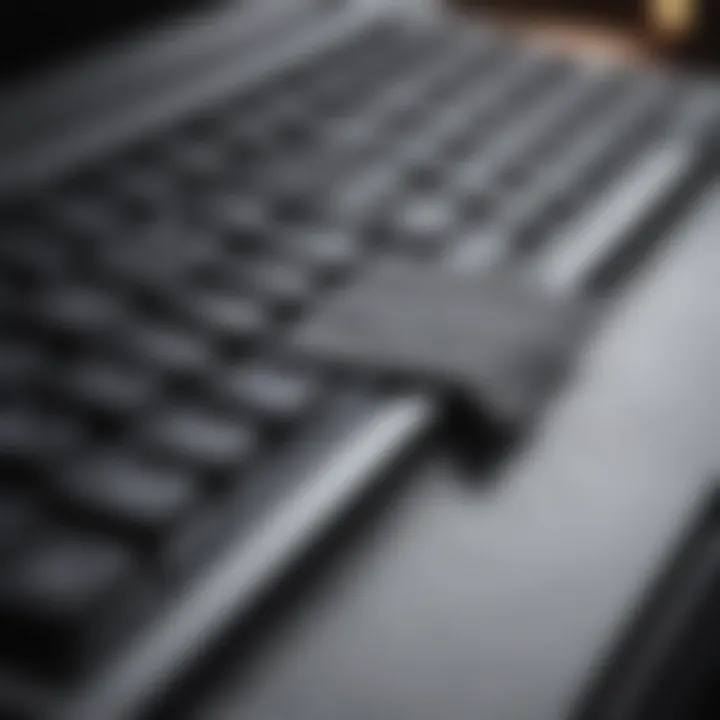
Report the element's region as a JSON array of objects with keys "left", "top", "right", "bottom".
[{"left": 0, "top": 8, "right": 716, "bottom": 719}]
